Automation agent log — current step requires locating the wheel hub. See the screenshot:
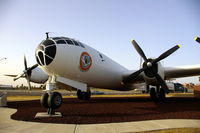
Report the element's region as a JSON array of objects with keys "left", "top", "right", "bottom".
[{"left": 54, "top": 95, "right": 62, "bottom": 106}]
